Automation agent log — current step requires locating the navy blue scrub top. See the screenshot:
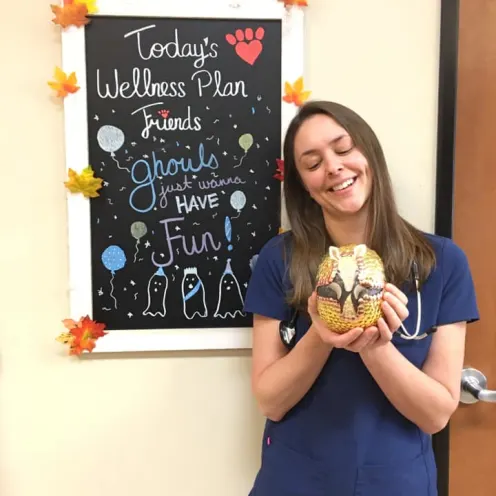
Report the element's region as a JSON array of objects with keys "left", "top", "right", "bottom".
[{"left": 244, "top": 232, "right": 479, "bottom": 496}]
